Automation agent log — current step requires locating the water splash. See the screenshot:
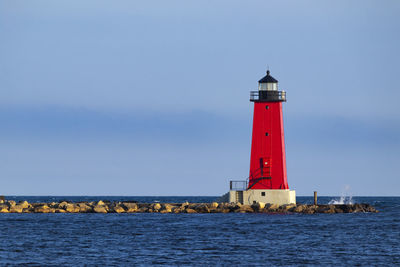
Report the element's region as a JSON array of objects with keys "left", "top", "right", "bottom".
[
  {"left": 328, "top": 195, "right": 353, "bottom": 204},
  {"left": 329, "top": 185, "right": 354, "bottom": 204}
]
